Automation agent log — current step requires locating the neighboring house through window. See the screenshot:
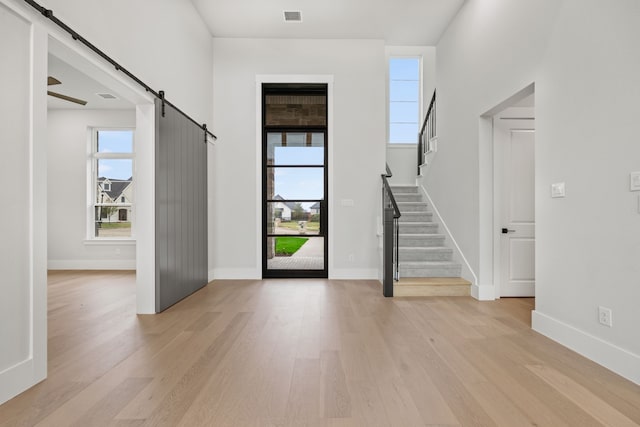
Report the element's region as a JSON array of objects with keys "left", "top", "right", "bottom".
[
  {"left": 91, "top": 129, "right": 134, "bottom": 239},
  {"left": 389, "top": 57, "right": 421, "bottom": 144}
]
